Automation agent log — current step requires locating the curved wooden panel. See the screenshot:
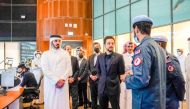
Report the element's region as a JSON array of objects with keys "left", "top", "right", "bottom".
[{"left": 37, "top": 0, "right": 92, "bottom": 56}]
